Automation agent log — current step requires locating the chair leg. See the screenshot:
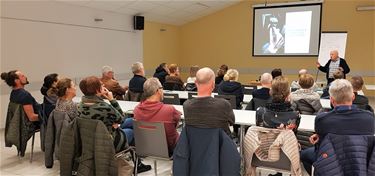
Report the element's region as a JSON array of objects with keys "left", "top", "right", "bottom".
[
  {"left": 30, "top": 132, "right": 35, "bottom": 163},
  {"left": 154, "top": 160, "right": 157, "bottom": 176},
  {"left": 133, "top": 150, "right": 138, "bottom": 176}
]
